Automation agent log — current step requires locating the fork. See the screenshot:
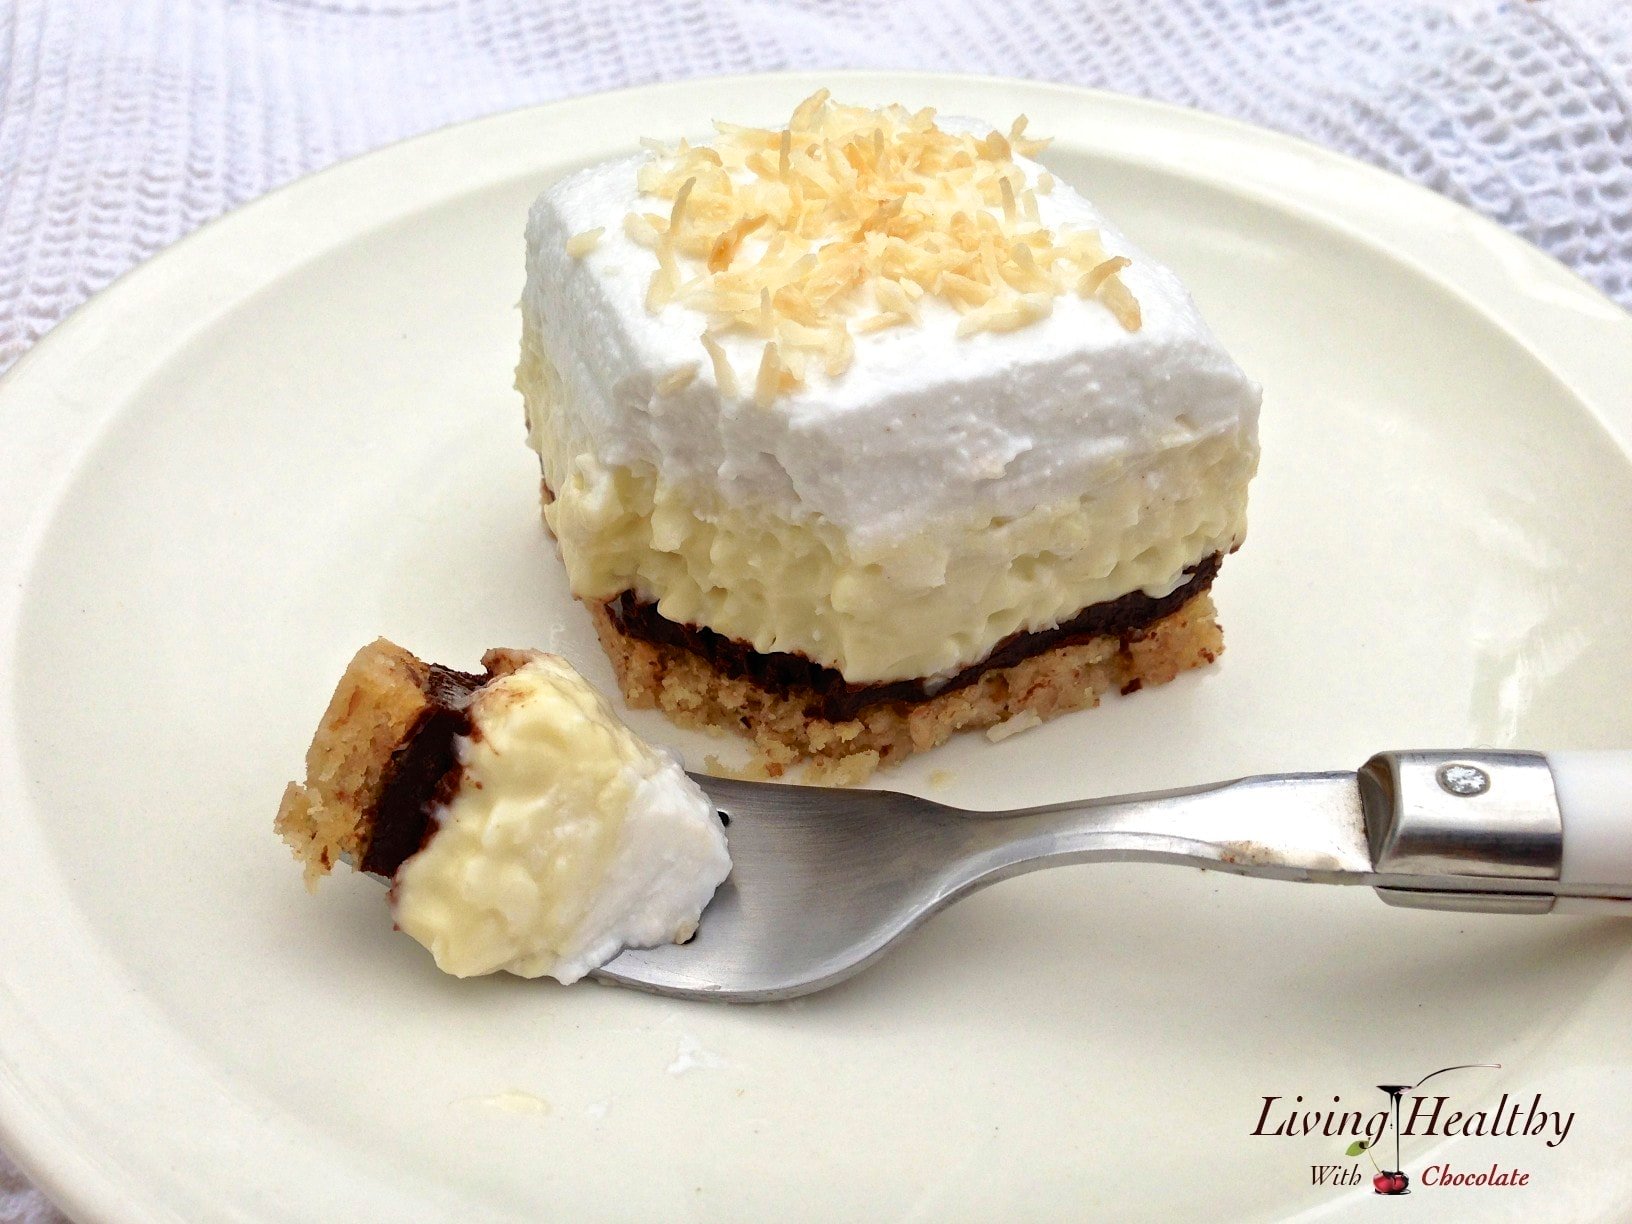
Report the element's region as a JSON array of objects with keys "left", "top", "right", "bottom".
[{"left": 591, "top": 749, "right": 1632, "bottom": 1001}]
